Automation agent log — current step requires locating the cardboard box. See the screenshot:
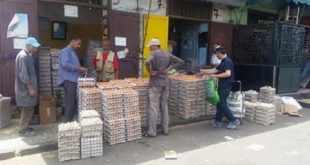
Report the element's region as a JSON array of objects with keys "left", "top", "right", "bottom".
[
  {"left": 39, "top": 95, "right": 56, "bottom": 124},
  {"left": 0, "top": 97, "right": 11, "bottom": 129}
]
